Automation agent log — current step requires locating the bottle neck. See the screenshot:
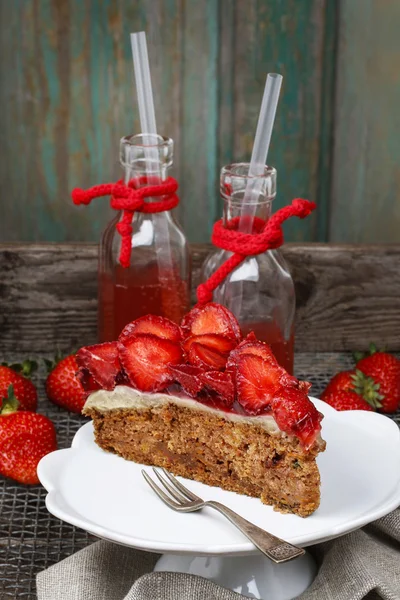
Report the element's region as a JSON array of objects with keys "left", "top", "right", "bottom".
[
  {"left": 219, "top": 163, "right": 277, "bottom": 233},
  {"left": 120, "top": 133, "right": 174, "bottom": 192},
  {"left": 122, "top": 160, "right": 174, "bottom": 223},
  {"left": 223, "top": 198, "right": 273, "bottom": 229},
  {"left": 121, "top": 163, "right": 174, "bottom": 226},
  {"left": 124, "top": 162, "right": 170, "bottom": 187}
]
